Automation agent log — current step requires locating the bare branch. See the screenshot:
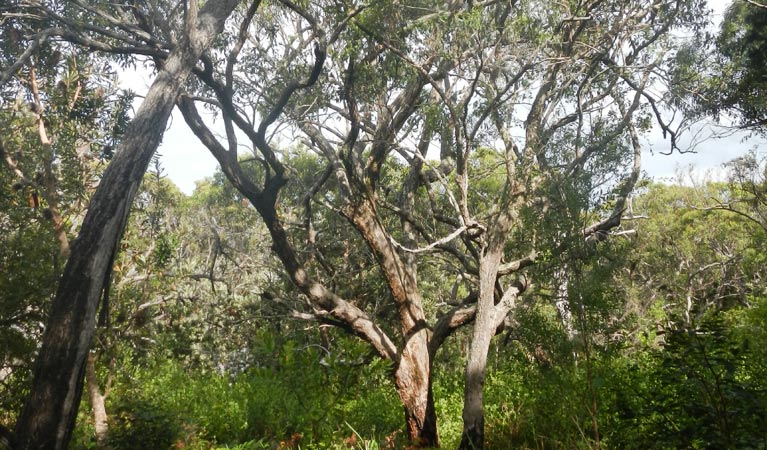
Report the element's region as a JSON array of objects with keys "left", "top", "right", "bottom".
[{"left": 389, "top": 225, "right": 468, "bottom": 255}]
